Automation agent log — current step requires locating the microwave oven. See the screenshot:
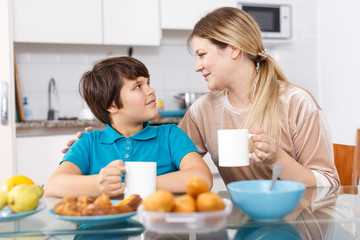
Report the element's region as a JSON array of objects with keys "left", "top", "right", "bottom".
[{"left": 238, "top": 3, "right": 292, "bottom": 40}]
